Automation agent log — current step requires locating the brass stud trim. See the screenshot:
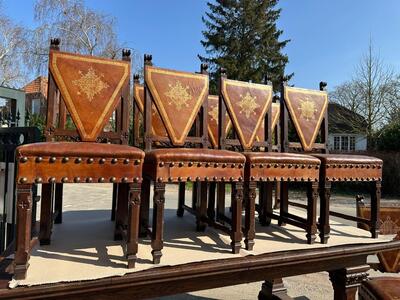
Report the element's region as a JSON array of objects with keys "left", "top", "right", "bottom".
[
  {"left": 187, "top": 177, "right": 192, "bottom": 182},
  {"left": 35, "top": 177, "right": 42, "bottom": 183},
  {"left": 122, "top": 177, "right": 129, "bottom": 183},
  {"left": 20, "top": 157, "right": 28, "bottom": 163},
  {"left": 99, "top": 158, "right": 106, "bottom": 164},
  {"left": 50, "top": 157, "right": 56, "bottom": 163},
  {"left": 159, "top": 162, "right": 165, "bottom": 167},
  {"left": 170, "top": 162, "right": 175, "bottom": 167},
  {"left": 111, "top": 158, "right": 118, "bottom": 164},
  {"left": 75, "top": 157, "right": 82, "bottom": 163},
  {"left": 49, "top": 177, "right": 56, "bottom": 183},
  {"left": 110, "top": 177, "right": 116, "bottom": 183},
  {"left": 124, "top": 159, "right": 130, "bottom": 164},
  {"left": 134, "top": 159, "right": 141, "bottom": 165},
  {"left": 134, "top": 177, "right": 140, "bottom": 183},
  {"left": 158, "top": 177, "right": 163, "bottom": 183},
  {"left": 35, "top": 157, "right": 43, "bottom": 163},
  {"left": 188, "top": 162, "right": 194, "bottom": 167},
  {"left": 20, "top": 177, "right": 28, "bottom": 183},
  {"left": 74, "top": 177, "right": 81, "bottom": 183},
  {"left": 179, "top": 162, "right": 184, "bottom": 167},
  {"left": 62, "top": 157, "right": 69, "bottom": 163},
  {"left": 62, "top": 177, "right": 68, "bottom": 183},
  {"left": 87, "top": 158, "right": 94, "bottom": 164},
  {"left": 98, "top": 177, "right": 105, "bottom": 183},
  {"left": 86, "top": 177, "right": 93, "bottom": 183}
]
